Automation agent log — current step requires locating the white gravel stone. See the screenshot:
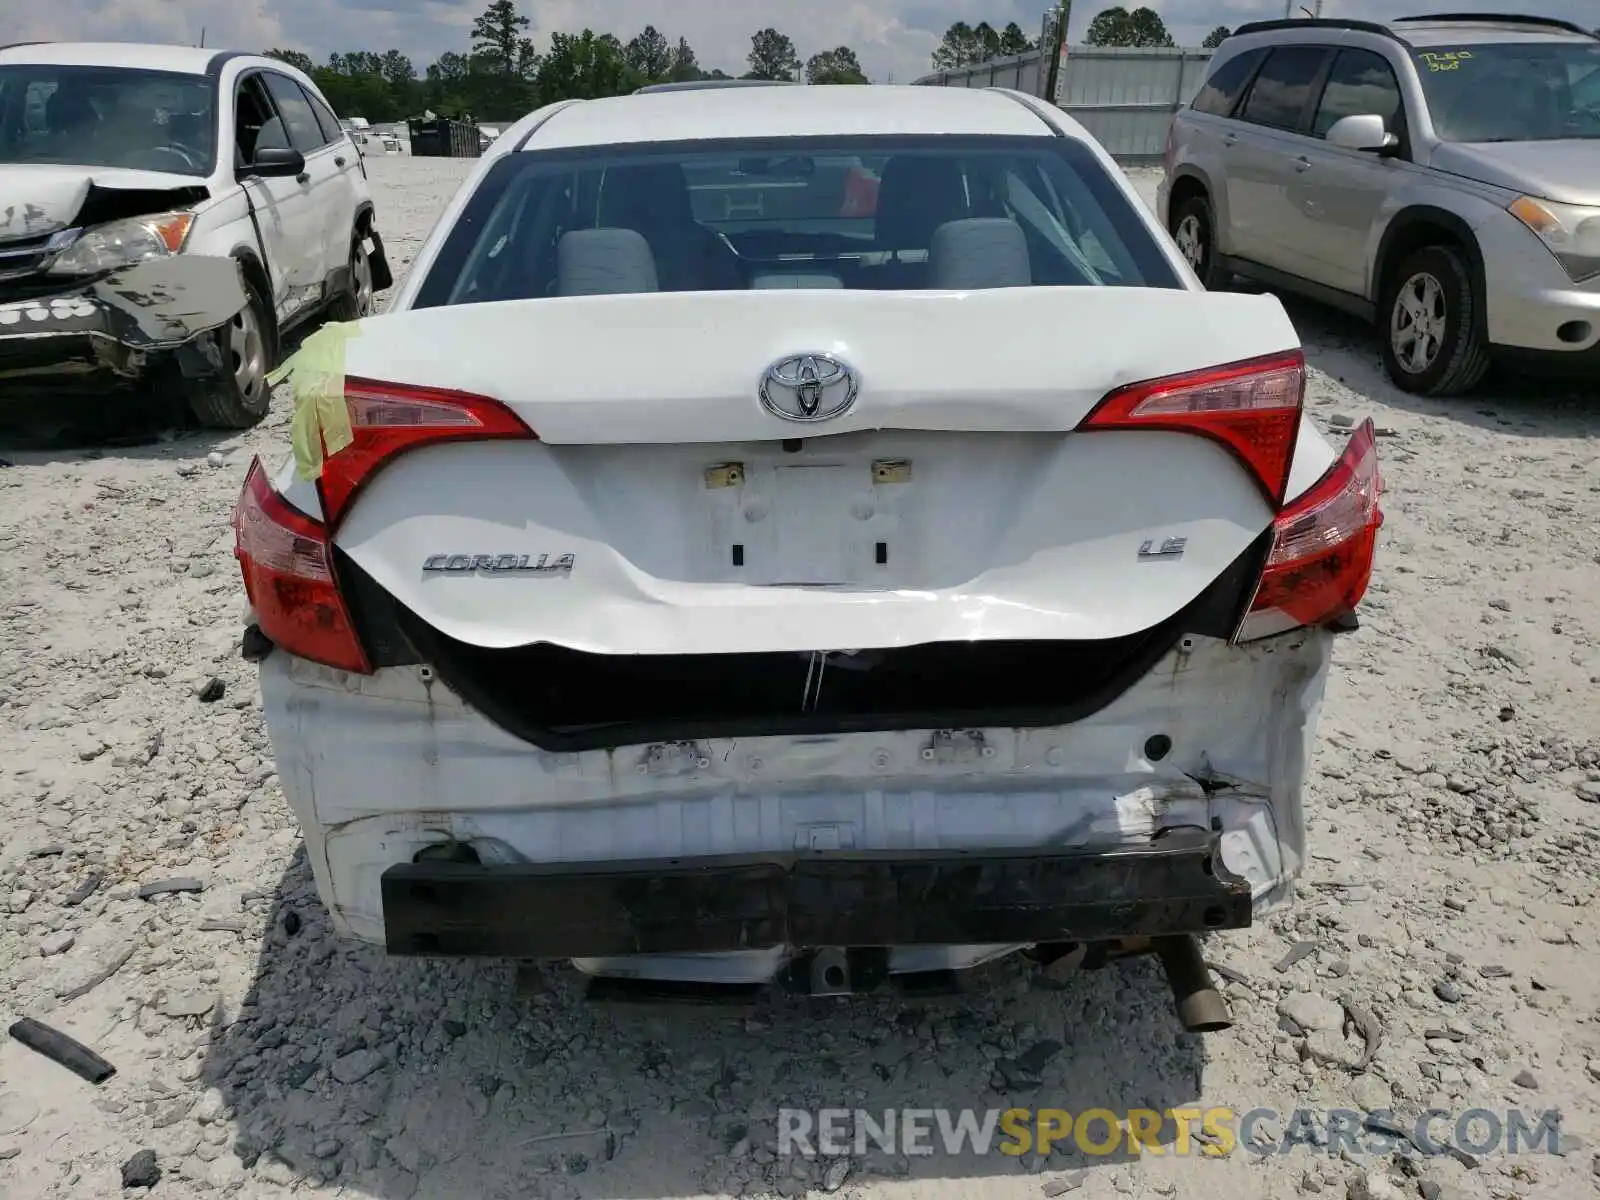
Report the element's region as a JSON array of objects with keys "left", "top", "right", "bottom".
[
  {"left": 1279, "top": 992, "right": 1346, "bottom": 1034},
  {"left": 38, "top": 930, "right": 74, "bottom": 956}
]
